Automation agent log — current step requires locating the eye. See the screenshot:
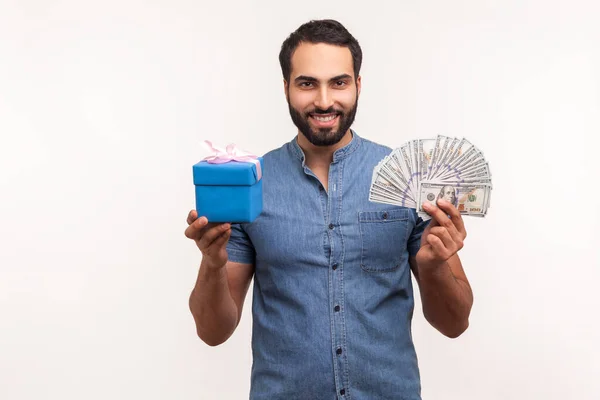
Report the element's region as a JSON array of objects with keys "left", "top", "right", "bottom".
[
  {"left": 299, "top": 82, "right": 314, "bottom": 88},
  {"left": 335, "top": 81, "right": 346, "bottom": 86}
]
